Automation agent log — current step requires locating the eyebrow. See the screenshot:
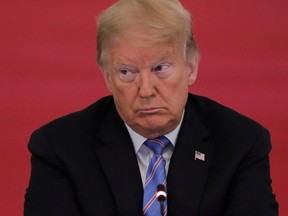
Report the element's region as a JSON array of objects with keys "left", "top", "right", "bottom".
[
  {"left": 113, "top": 51, "right": 176, "bottom": 69},
  {"left": 113, "top": 62, "right": 137, "bottom": 69}
]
